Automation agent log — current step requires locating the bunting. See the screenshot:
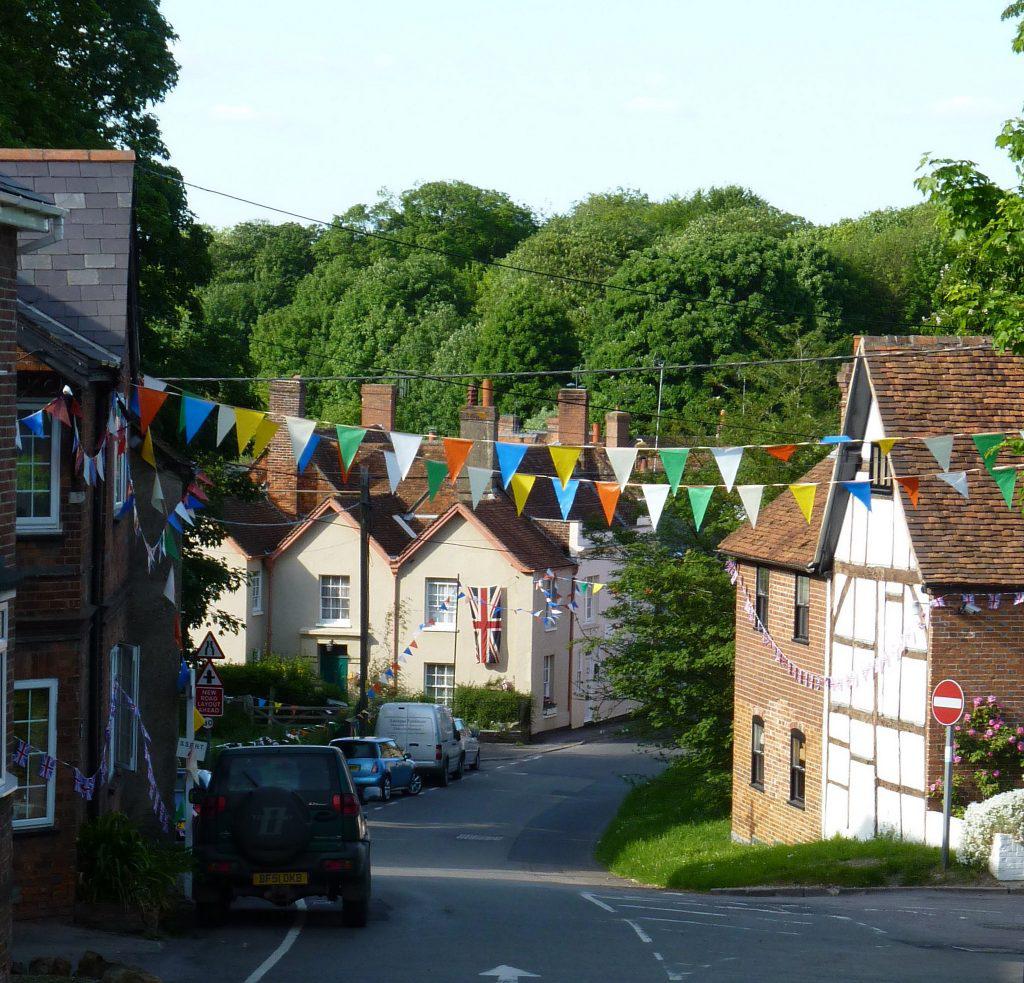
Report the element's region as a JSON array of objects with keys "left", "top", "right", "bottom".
[
  {"left": 595, "top": 481, "right": 620, "bottom": 527},
  {"left": 973, "top": 433, "right": 1004, "bottom": 474},
  {"left": 467, "top": 467, "right": 491, "bottom": 508},
  {"left": 250, "top": 417, "right": 279, "bottom": 460},
  {"left": 687, "top": 486, "right": 713, "bottom": 531},
  {"left": 286, "top": 416, "right": 319, "bottom": 473},
  {"left": 993, "top": 466, "right": 1017, "bottom": 509},
  {"left": 181, "top": 396, "right": 215, "bottom": 444},
  {"left": 443, "top": 437, "right": 473, "bottom": 483},
  {"left": 215, "top": 404, "right": 236, "bottom": 447},
  {"left": 876, "top": 437, "right": 897, "bottom": 457},
  {"left": 496, "top": 442, "right": 528, "bottom": 488},
  {"left": 551, "top": 477, "right": 580, "bottom": 520},
  {"left": 938, "top": 470, "right": 969, "bottom": 499},
  {"left": 549, "top": 446, "right": 581, "bottom": 489},
  {"left": 389, "top": 432, "right": 422, "bottom": 481},
  {"left": 234, "top": 408, "right": 266, "bottom": 455},
  {"left": 141, "top": 430, "right": 156, "bottom": 468},
  {"left": 658, "top": 448, "right": 689, "bottom": 495},
  {"left": 383, "top": 451, "right": 403, "bottom": 494},
  {"left": 642, "top": 484, "right": 670, "bottom": 531},
  {"left": 789, "top": 483, "right": 817, "bottom": 523},
  {"left": 841, "top": 480, "right": 872, "bottom": 511},
  {"left": 336, "top": 425, "right": 367, "bottom": 476},
  {"left": 605, "top": 447, "right": 638, "bottom": 491},
  {"left": 510, "top": 473, "right": 535, "bottom": 515},
  {"left": 737, "top": 485, "right": 764, "bottom": 527},
  {"left": 896, "top": 475, "right": 919, "bottom": 508},
  {"left": 426, "top": 459, "right": 449, "bottom": 500},
  {"left": 765, "top": 444, "right": 797, "bottom": 462},
  {"left": 710, "top": 446, "right": 743, "bottom": 492},
  {"left": 924, "top": 435, "right": 954, "bottom": 473},
  {"left": 137, "top": 387, "right": 169, "bottom": 434}
]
